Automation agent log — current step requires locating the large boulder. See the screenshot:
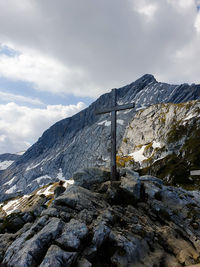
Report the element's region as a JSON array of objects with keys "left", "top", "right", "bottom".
[
  {"left": 39, "top": 245, "right": 77, "bottom": 267},
  {"left": 73, "top": 168, "right": 110, "bottom": 189},
  {"left": 56, "top": 219, "right": 88, "bottom": 250},
  {"left": 54, "top": 185, "right": 107, "bottom": 211},
  {"left": 1, "top": 168, "right": 200, "bottom": 266},
  {"left": 3, "top": 217, "right": 63, "bottom": 266}
]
